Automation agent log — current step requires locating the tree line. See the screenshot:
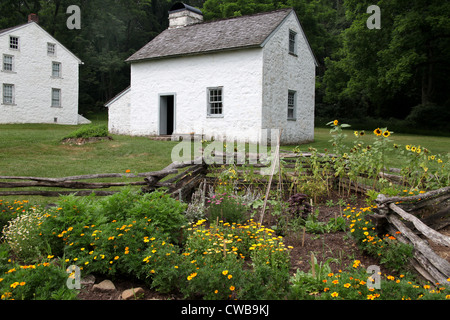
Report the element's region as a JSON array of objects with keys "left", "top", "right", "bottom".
[{"left": 1, "top": 0, "right": 449, "bottom": 132}]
